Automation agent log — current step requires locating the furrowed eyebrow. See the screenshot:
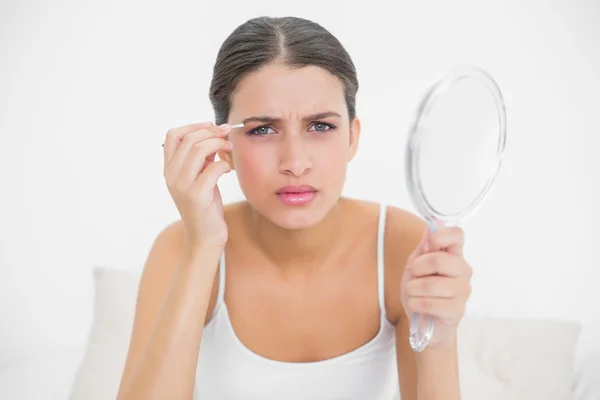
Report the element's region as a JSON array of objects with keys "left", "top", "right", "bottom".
[
  {"left": 303, "top": 111, "right": 341, "bottom": 121},
  {"left": 241, "top": 115, "right": 282, "bottom": 124},
  {"left": 241, "top": 111, "right": 341, "bottom": 125}
]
